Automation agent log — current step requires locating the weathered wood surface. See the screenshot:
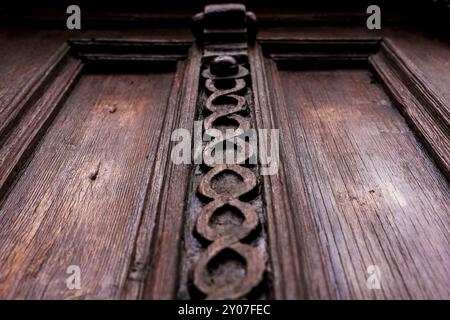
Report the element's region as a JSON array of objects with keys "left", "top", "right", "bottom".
[
  {"left": 271, "top": 66, "right": 450, "bottom": 299},
  {"left": 176, "top": 4, "right": 270, "bottom": 300},
  {"left": 140, "top": 50, "right": 201, "bottom": 300},
  {"left": 0, "top": 47, "right": 82, "bottom": 200},
  {"left": 0, "top": 71, "right": 175, "bottom": 299},
  {"left": 370, "top": 40, "right": 450, "bottom": 179},
  {"left": 0, "top": 12, "right": 449, "bottom": 300},
  {"left": 258, "top": 26, "right": 450, "bottom": 106}
]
